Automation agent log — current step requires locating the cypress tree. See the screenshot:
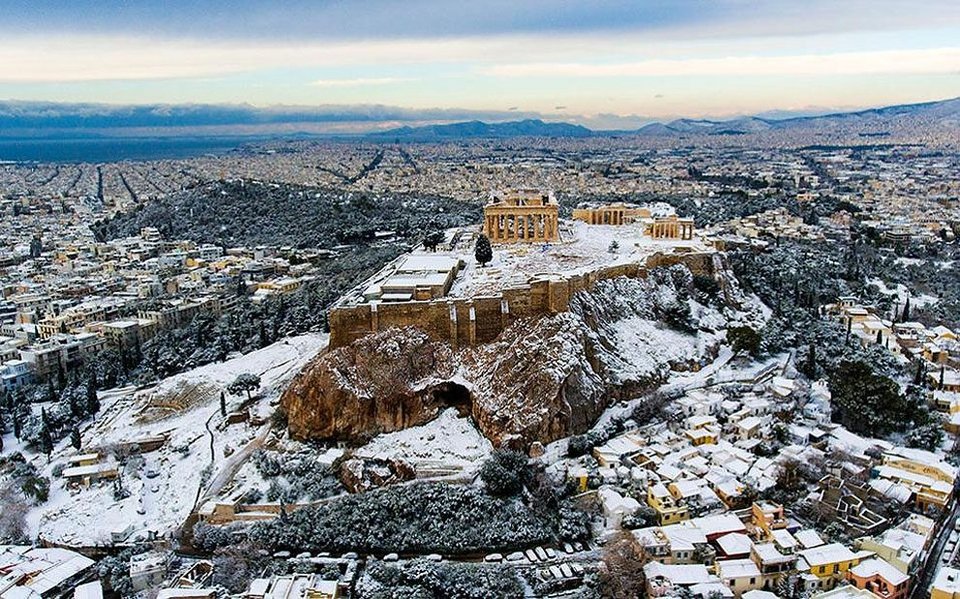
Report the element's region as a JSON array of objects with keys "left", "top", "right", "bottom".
[
  {"left": 474, "top": 234, "right": 493, "bottom": 267},
  {"left": 220, "top": 391, "right": 227, "bottom": 418},
  {"left": 86, "top": 379, "right": 100, "bottom": 415},
  {"left": 39, "top": 420, "right": 53, "bottom": 457},
  {"left": 902, "top": 296, "right": 911, "bottom": 322},
  {"left": 803, "top": 343, "right": 817, "bottom": 378},
  {"left": 914, "top": 362, "right": 925, "bottom": 386},
  {"left": 70, "top": 427, "right": 82, "bottom": 451}
]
